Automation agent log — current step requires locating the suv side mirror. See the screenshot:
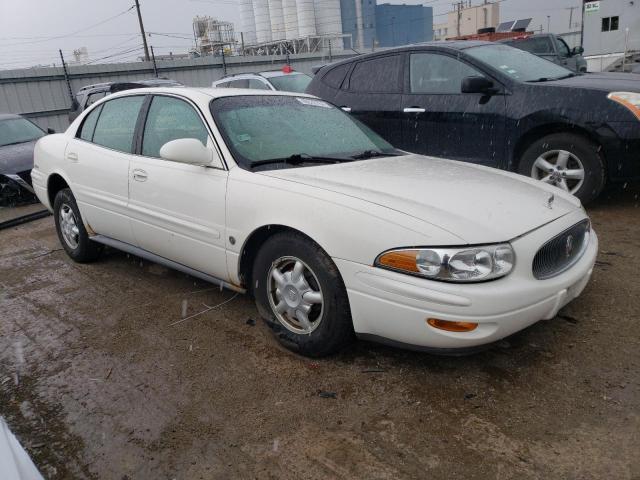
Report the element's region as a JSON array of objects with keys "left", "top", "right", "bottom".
[
  {"left": 572, "top": 46, "right": 584, "bottom": 56},
  {"left": 461, "top": 76, "right": 495, "bottom": 94},
  {"left": 160, "top": 138, "right": 215, "bottom": 166},
  {"left": 46, "top": 128, "right": 56, "bottom": 134}
]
